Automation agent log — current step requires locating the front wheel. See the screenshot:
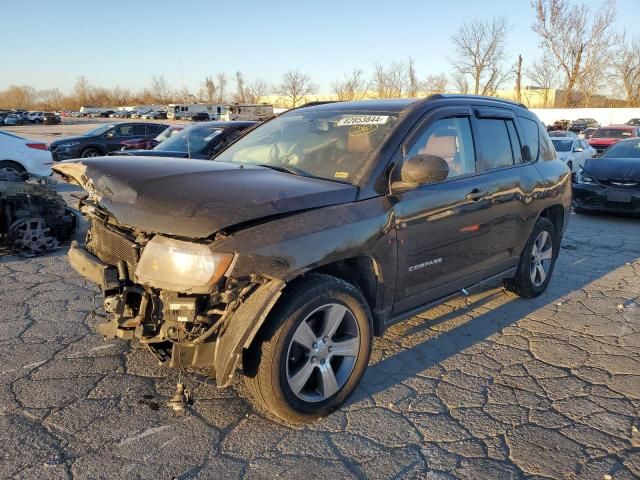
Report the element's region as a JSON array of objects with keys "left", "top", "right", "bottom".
[
  {"left": 243, "top": 274, "right": 372, "bottom": 423},
  {"left": 81, "top": 148, "right": 100, "bottom": 158},
  {"left": 504, "top": 217, "right": 558, "bottom": 298}
]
